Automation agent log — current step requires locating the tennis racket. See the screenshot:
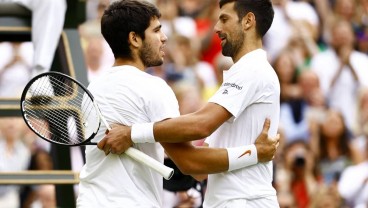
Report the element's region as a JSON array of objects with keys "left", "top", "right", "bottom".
[{"left": 20, "top": 71, "right": 174, "bottom": 180}]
